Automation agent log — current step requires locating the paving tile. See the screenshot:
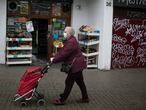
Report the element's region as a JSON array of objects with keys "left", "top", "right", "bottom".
[{"left": 0, "top": 64, "right": 146, "bottom": 110}]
